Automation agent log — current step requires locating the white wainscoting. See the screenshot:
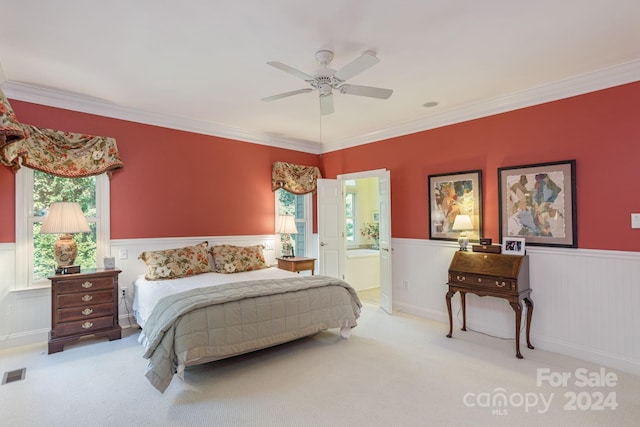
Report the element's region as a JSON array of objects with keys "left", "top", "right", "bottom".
[
  {"left": 391, "top": 238, "right": 640, "bottom": 376},
  {"left": 0, "top": 243, "right": 51, "bottom": 349},
  {"left": 2, "top": 236, "right": 639, "bottom": 378}
]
